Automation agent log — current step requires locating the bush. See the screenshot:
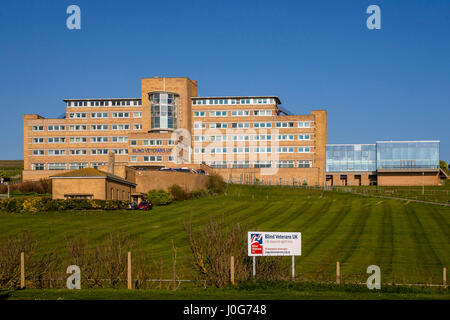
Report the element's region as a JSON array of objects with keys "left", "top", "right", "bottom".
[
  {"left": 147, "top": 189, "right": 172, "bottom": 206},
  {"left": 183, "top": 216, "right": 287, "bottom": 287},
  {"left": 190, "top": 189, "right": 207, "bottom": 199},
  {"left": 206, "top": 173, "right": 226, "bottom": 195},
  {"left": 0, "top": 198, "right": 130, "bottom": 213},
  {"left": 169, "top": 184, "right": 189, "bottom": 201}
]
